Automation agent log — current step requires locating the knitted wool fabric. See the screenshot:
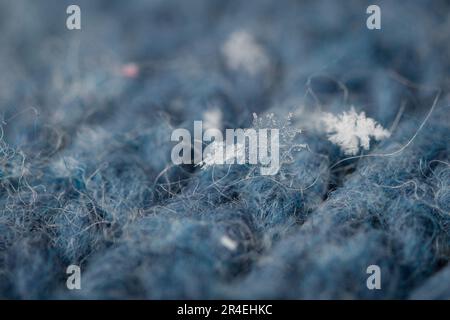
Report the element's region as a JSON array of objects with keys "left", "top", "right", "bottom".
[{"left": 0, "top": 0, "right": 449, "bottom": 299}]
